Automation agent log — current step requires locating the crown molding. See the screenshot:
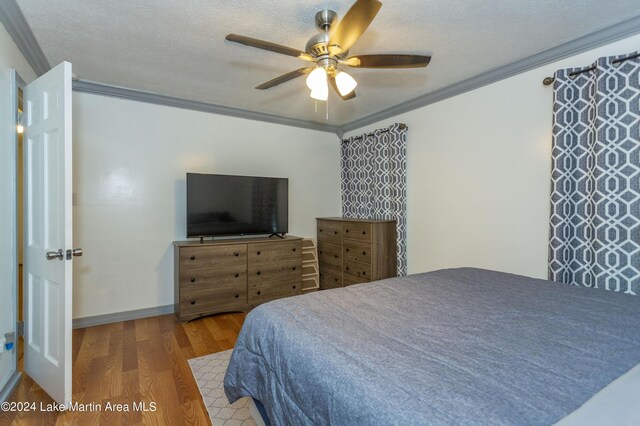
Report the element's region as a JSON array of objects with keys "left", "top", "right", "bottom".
[
  {"left": 339, "top": 14, "right": 640, "bottom": 134},
  {"left": 73, "top": 79, "right": 341, "bottom": 134},
  {"left": 0, "top": 0, "right": 50, "bottom": 76},
  {"left": 3, "top": 0, "right": 639, "bottom": 137}
]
